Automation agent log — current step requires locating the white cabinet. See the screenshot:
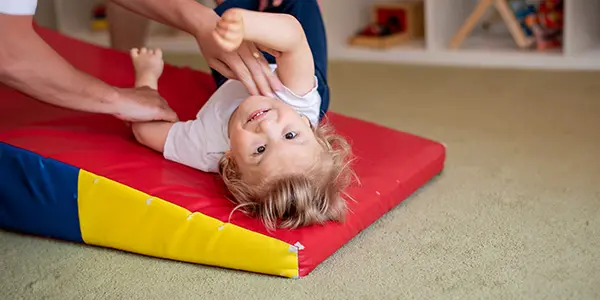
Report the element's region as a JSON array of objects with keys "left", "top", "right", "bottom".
[{"left": 51, "top": 0, "right": 600, "bottom": 70}]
